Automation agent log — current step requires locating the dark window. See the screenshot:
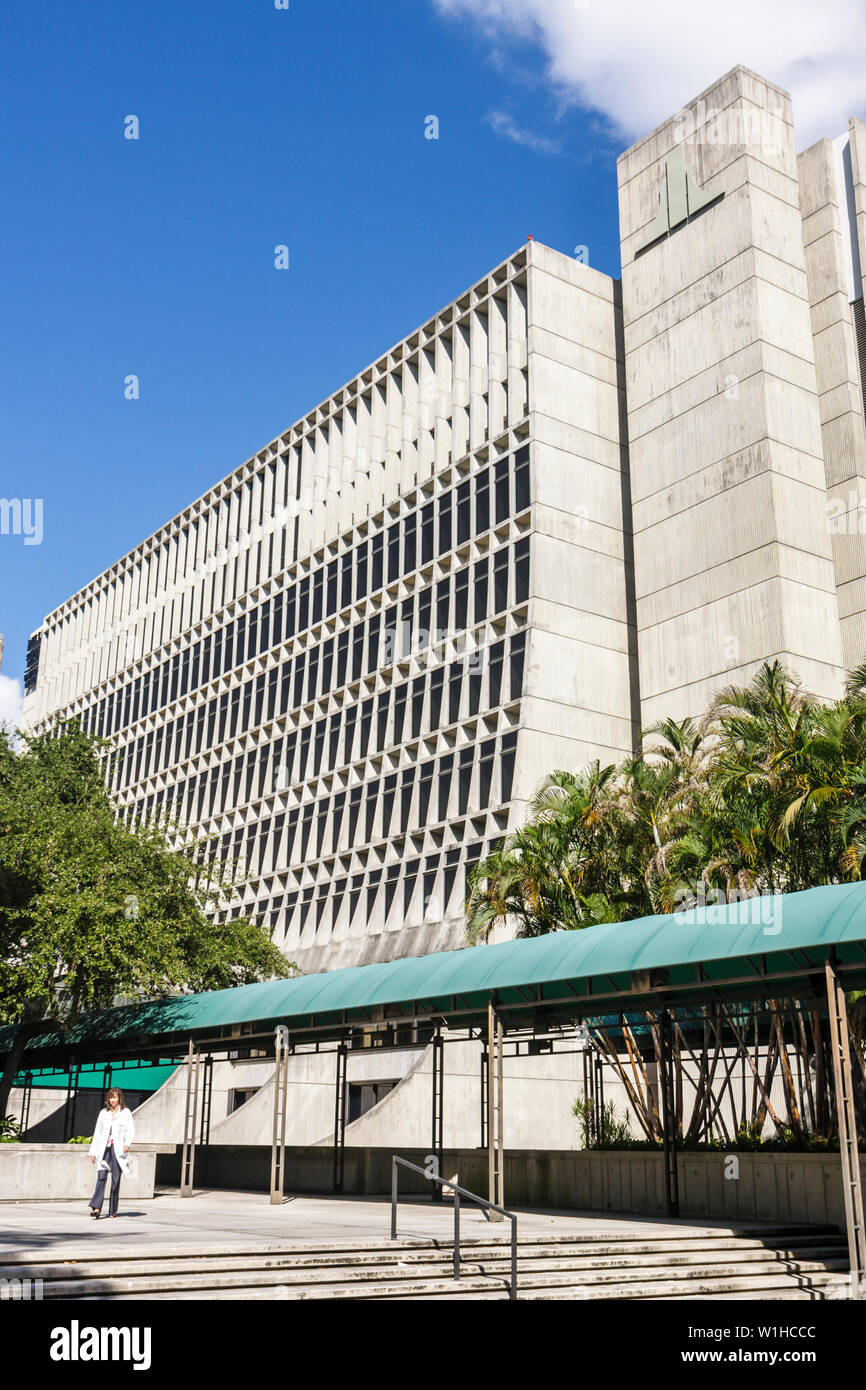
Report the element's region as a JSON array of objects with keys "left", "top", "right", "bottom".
[
  {"left": 488, "top": 638, "right": 505, "bottom": 708},
  {"left": 340, "top": 553, "right": 353, "bottom": 609},
  {"left": 454, "top": 569, "right": 469, "bottom": 629},
  {"left": 393, "top": 685, "right": 408, "bottom": 746},
  {"left": 429, "top": 665, "right": 445, "bottom": 729},
  {"left": 359, "top": 697, "right": 374, "bottom": 757},
  {"left": 387, "top": 522, "right": 401, "bottom": 583},
  {"left": 298, "top": 577, "right": 310, "bottom": 632},
  {"left": 376, "top": 691, "right": 390, "bottom": 749},
  {"left": 510, "top": 632, "right": 526, "bottom": 700},
  {"left": 336, "top": 630, "right": 349, "bottom": 686},
  {"left": 368, "top": 614, "right": 382, "bottom": 673},
  {"left": 312, "top": 568, "right": 324, "bottom": 625},
  {"left": 421, "top": 501, "right": 434, "bottom": 563},
  {"left": 458, "top": 748, "right": 474, "bottom": 814},
  {"left": 438, "top": 492, "right": 452, "bottom": 555},
  {"left": 327, "top": 559, "right": 338, "bottom": 616},
  {"left": 371, "top": 532, "right": 384, "bottom": 591},
  {"left": 356, "top": 541, "right": 368, "bottom": 599},
  {"left": 404, "top": 514, "right": 417, "bottom": 573},
  {"left": 400, "top": 769, "right": 415, "bottom": 831},
  {"left": 514, "top": 446, "right": 530, "bottom": 512},
  {"left": 493, "top": 548, "right": 509, "bottom": 613},
  {"left": 495, "top": 459, "right": 510, "bottom": 522},
  {"left": 514, "top": 536, "right": 530, "bottom": 604},
  {"left": 478, "top": 738, "right": 496, "bottom": 808},
  {"left": 284, "top": 585, "right": 296, "bottom": 640},
  {"left": 448, "top": 664, "right": 462, "bottom": 723},
  {"left": 350, "top": 623, "right": 364, "bottom": 682},
  {"left": 418, "top": 762, "right": 434, "bottom": 824},
  {"left": 436, "top": 579, "right": 450, "bottom": 634},
  {"left": 438, "top": 754, "right": 454, "bottom": 821},
  {"left": 475, "top": 468, "right": 490, "bottom": 534},
  {"left": 381, "top": 774, "right": 397, "bottom": 836},
  {"left": 500, "top": 731, "right": 518, "bottom": 803},
  {"left": 473, "top": 559, "right": 488, "bottom": 624},
  {"left": 410, "top": 678, "right": 425, "bottom": 738},
  {"left": 456, "top": 480, "right": 471, "bottom": 544},
  {"left": 307, "top": 646, "right": 320, "bottom": 704}
]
